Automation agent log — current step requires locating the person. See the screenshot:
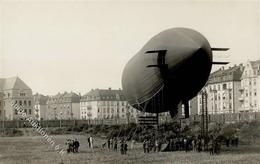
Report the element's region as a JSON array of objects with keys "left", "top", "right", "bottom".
[
  {"left": 120, "top": 139, "right": 124, "bottom": 155},
  {"left": 66, "top": 139, "right": 71, "bottom": 153},
  {"left": 214, "top": 140, "right": 220, "bottom": 155},
  {"left": 192, "top": 139, "right": 196, "bottom": 151},
  {"left": 226, "top": 137, "right": 230, "bottom": 147},
  {"left": 107, "top": 138, "right": 111, "bottom": 149},
  {"left": 101, "top": 142, "right": 106, "bottom": 149},
  {"left": 110, "top": 138, "right": 113, "bottom": 149},
  {"left": 143, "top": 139, "right": 148, "bottom": 153},
  {"left": 88, "top": 136, "right": 91, "bottom": 148},
  {"left": 208, "top": 136, "right": 214, "bottom": 155},
  {"left": 154, "top": 139, "right": 159, "bottom": 152},
  {"left": 74, "top": 139, "right": 80, "bottom": 153},
  {"left": 114, "top": 138, "right": 118, "bottom": 150},
  {"left": 197, "top": 138, "right": 202, "bottom": 152},
  {"left": 131, "top": 139, "right": 136, "bottom": 150},
  {"left": 124, "top": 140, "right": 128, "bottom": 154},
  {"left": 89, "top": 135, "right": 93, "bottom": 150},
  {"left": 201, "top": 138, "right": 205, "bottom": 151}
]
